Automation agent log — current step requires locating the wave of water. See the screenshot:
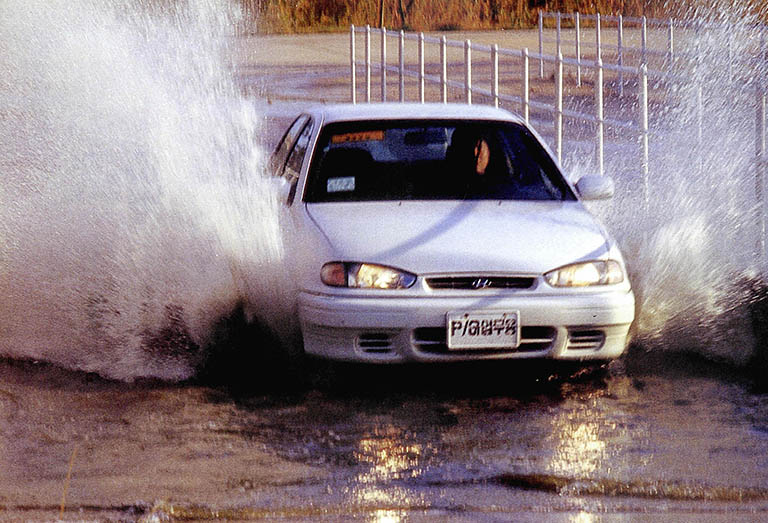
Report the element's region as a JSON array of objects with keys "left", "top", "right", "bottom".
[{"left": 0, "top": 0, "right": 293, "bottom": 380}]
